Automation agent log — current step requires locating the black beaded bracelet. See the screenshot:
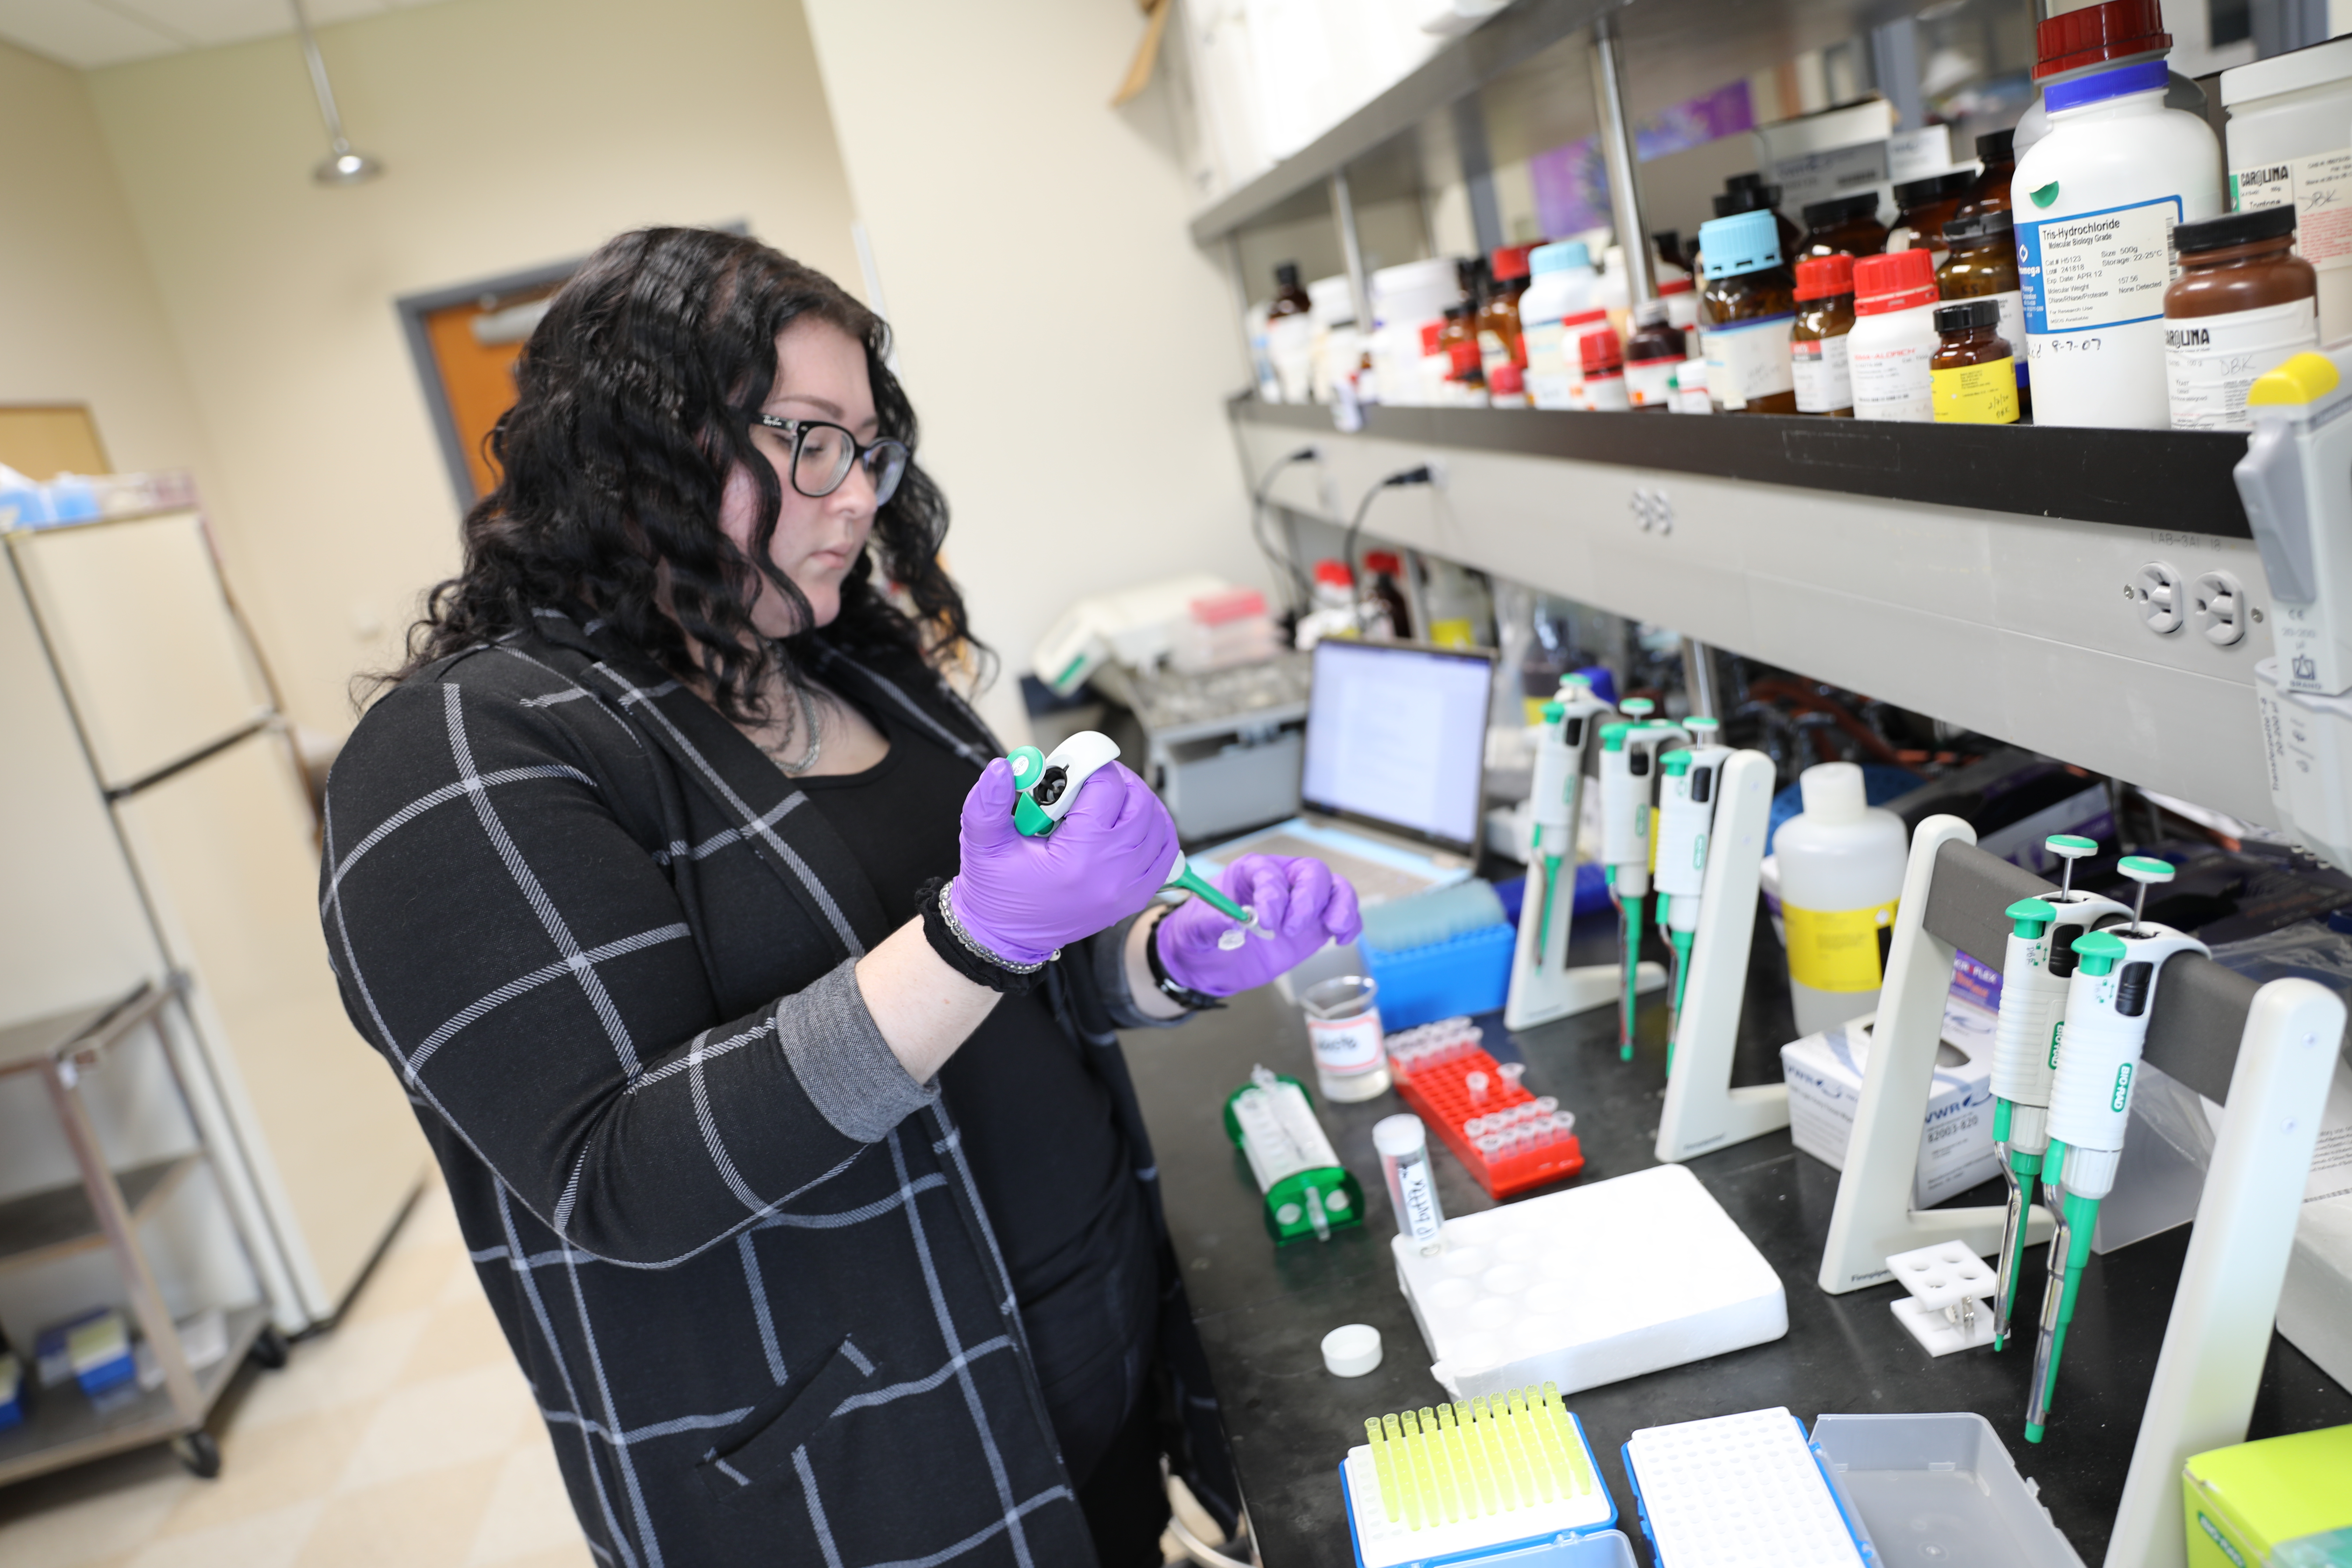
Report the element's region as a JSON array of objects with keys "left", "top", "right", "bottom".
[
  {"left": 1145, "top": 907, "right": 1226, "bottom": 1012},
  {"left": 918, "top": 877, "right": 1047, "bottom": 995}
]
